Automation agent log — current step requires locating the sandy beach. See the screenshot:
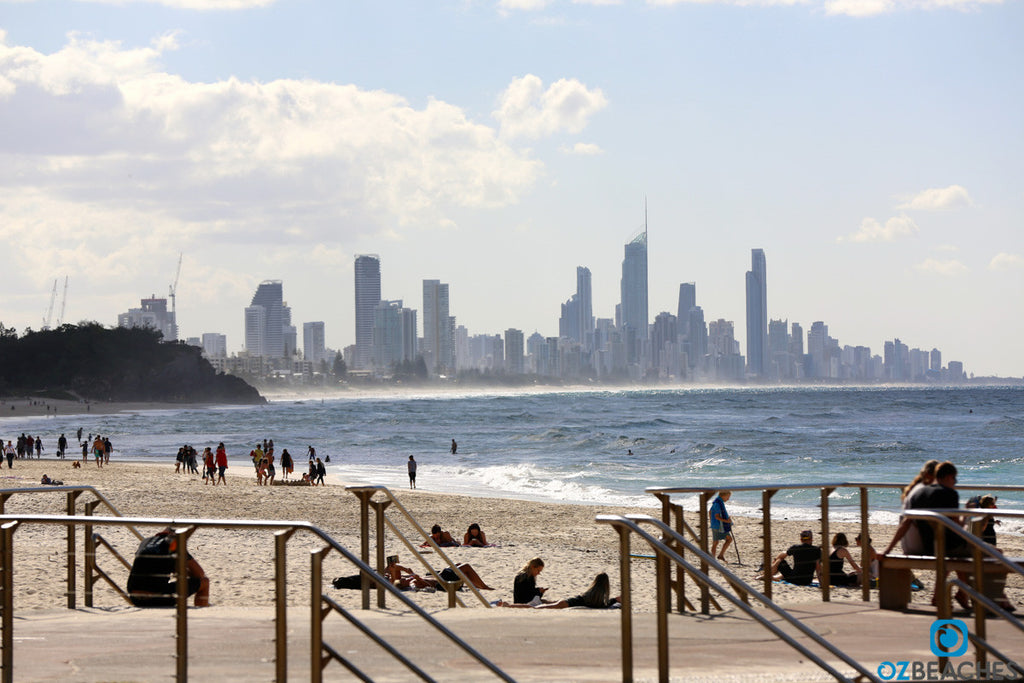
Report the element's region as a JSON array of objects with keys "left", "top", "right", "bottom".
[{"left": 0, "top": 458, "right": 1020, "bottom": 617}]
